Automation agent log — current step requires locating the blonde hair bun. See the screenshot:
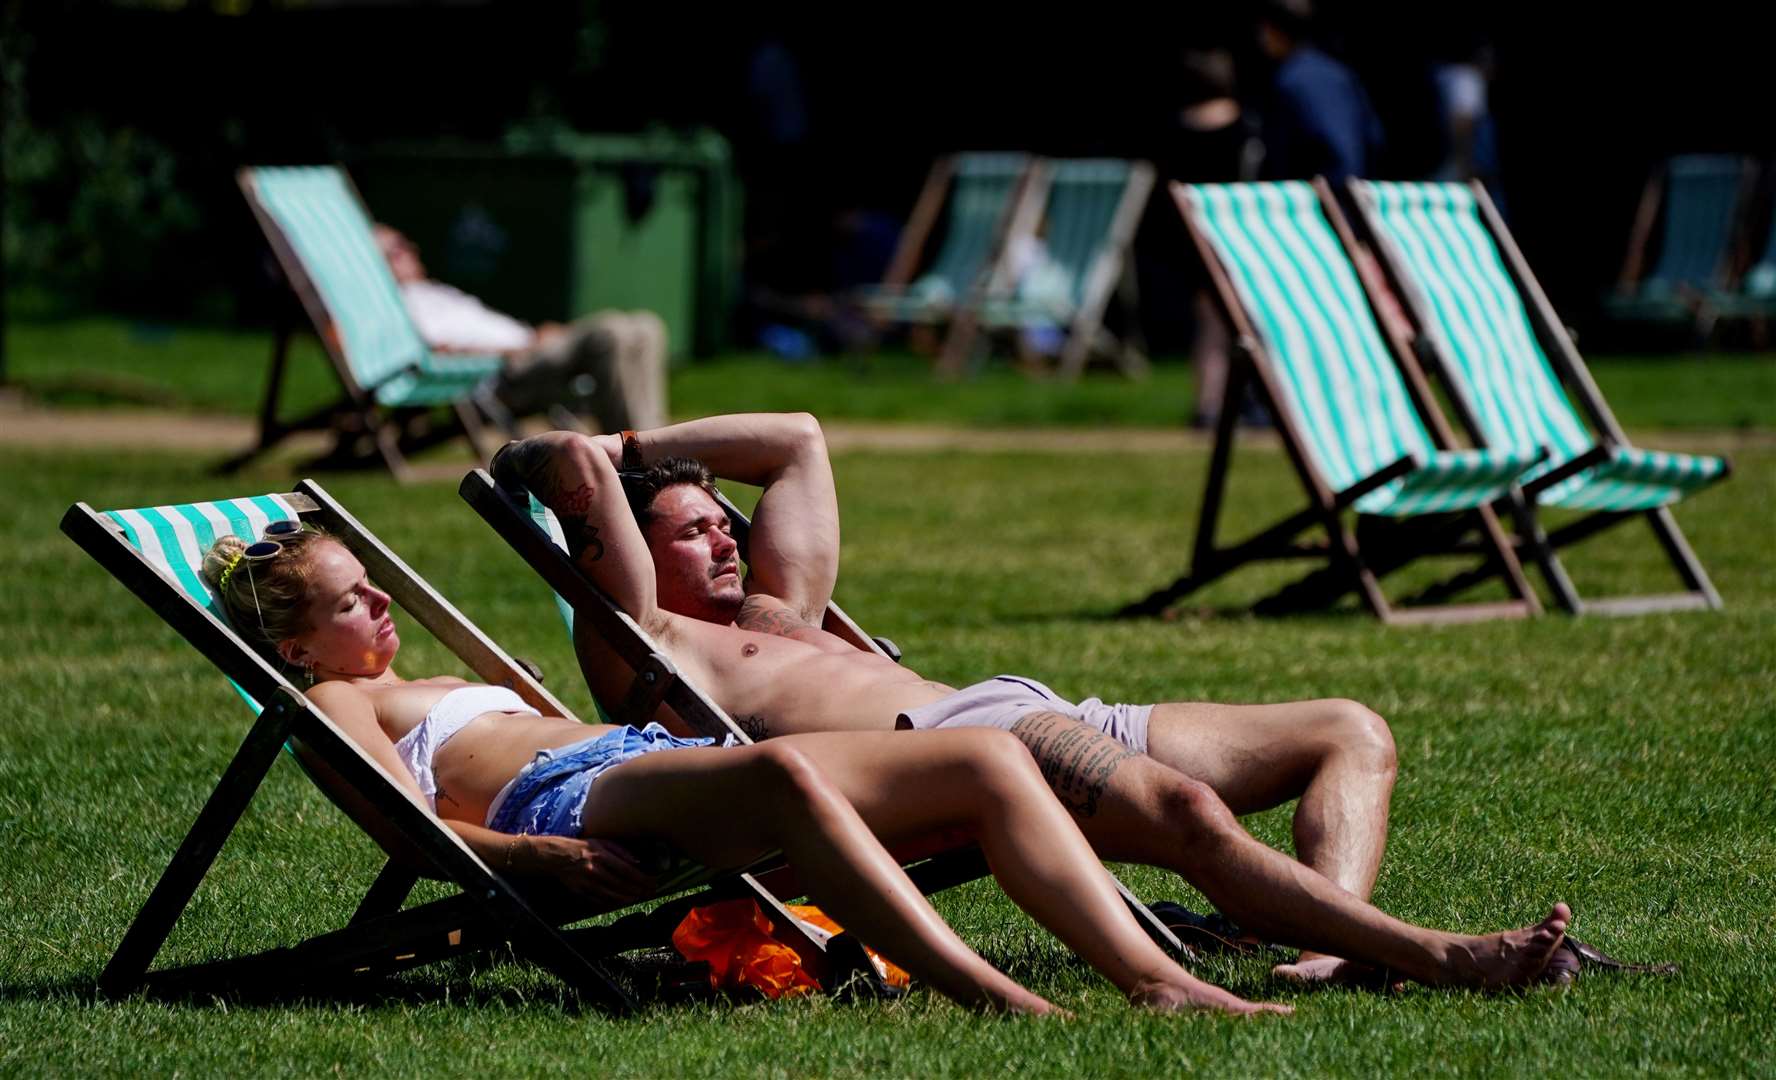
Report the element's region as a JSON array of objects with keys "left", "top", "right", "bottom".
[{"left": 201, "top": 534, "right": 250, "bottom": 591}]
